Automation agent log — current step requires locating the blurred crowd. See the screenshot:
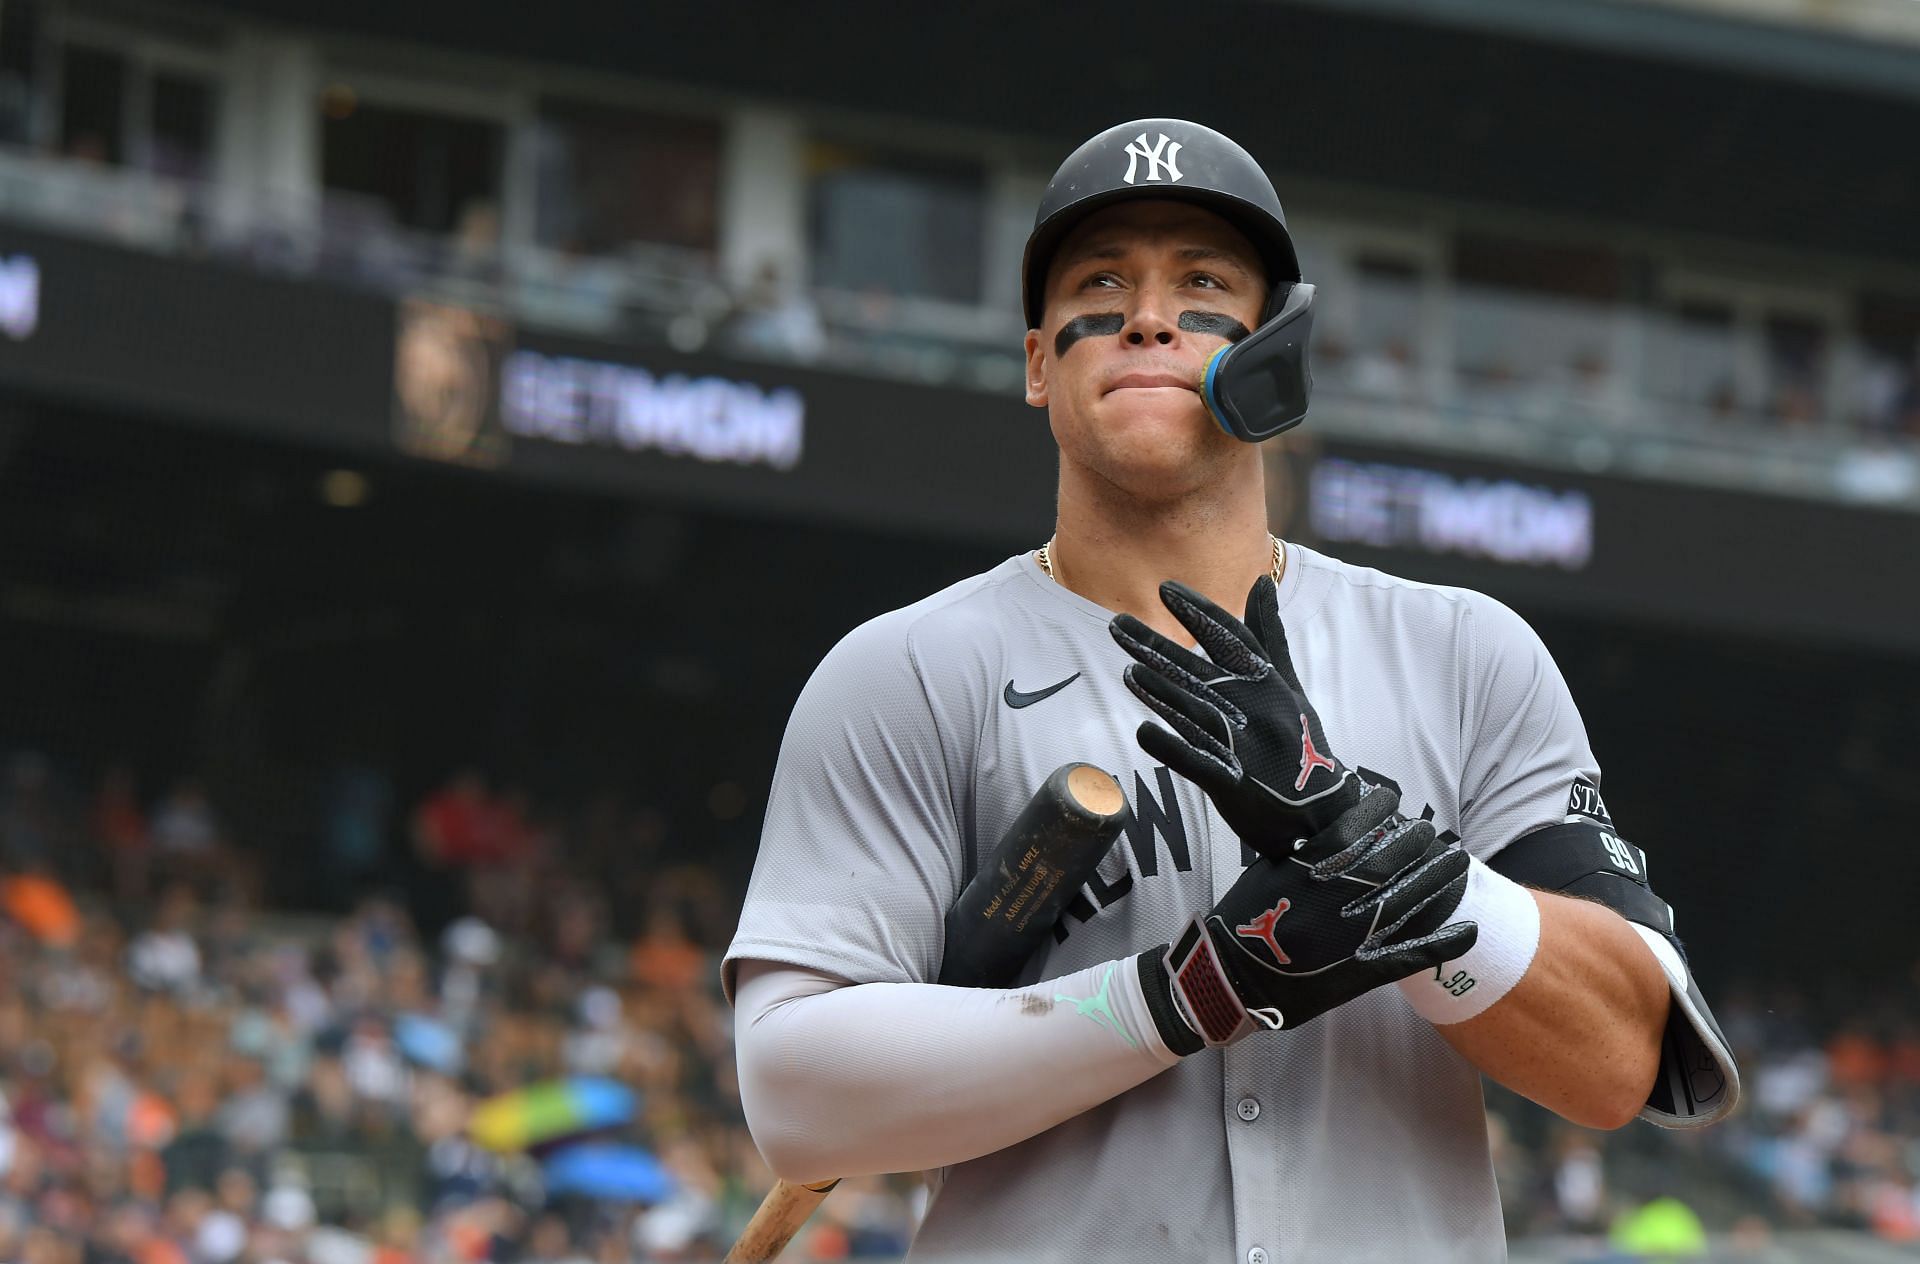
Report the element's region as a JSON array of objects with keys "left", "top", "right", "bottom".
[
  {"left": 1710, "top": 986, "right": 1920, "bottom": 1239},
  {"left": 2, "top": 748, "right": 1917, "bottom": 1261},
  {"left": 1488, "top": 979, "right": 1920, "bottom": 1252},
  {"left": 0, "top": 751, "right": 922, "bottom": 1263}
]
